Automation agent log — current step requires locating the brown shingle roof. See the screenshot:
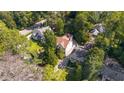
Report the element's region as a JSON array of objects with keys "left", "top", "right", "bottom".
[{"left": 56, "top": 34, "right": 71, "bottom": 48}]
